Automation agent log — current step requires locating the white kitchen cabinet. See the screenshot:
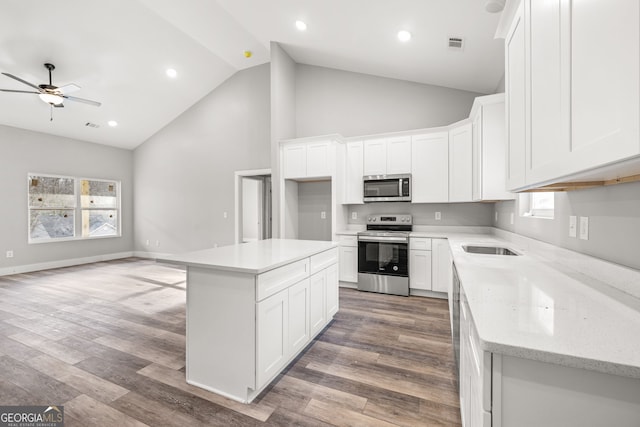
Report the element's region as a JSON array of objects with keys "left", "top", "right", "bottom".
[
  {"left": 309, "top": 270, "right": 327, "bottom": 337},
  {"left": 470, "top": 94, "right": 514, "bottom": 201},
  {"left": 282, "top": 140, "right": 333, "bottom": 179},
  {"left": 409, "top": 237, "right": 432, "bottom": 291},
  {"left": 338, "top": 235, "right": 358, "bottom": 283},
  {"left": 363, "top": 136, "right": 411, "bottom": 175},
  {"left": 411, "top": 132, "right": 449, "bottom": 203},
  {"left": 505, "top": 2, "right": 527, "bottom": 191},
  {"left": 343, "top": 141, "right": 364, "bottom": 204},
  {"left": 325, "top": 263, "right": 339, "bottom": 318},
  {"left": 448, "top": 122, "right": 473, "bottom": 202},
  {"left": 431, "top": 239, "right": 451, "bottom": 294},
  {"left": 256, "top": 288, "right": 289, "bottom": 390},
  {"left": 288, "top": 278, "right": 310, "bottom": 356}
]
